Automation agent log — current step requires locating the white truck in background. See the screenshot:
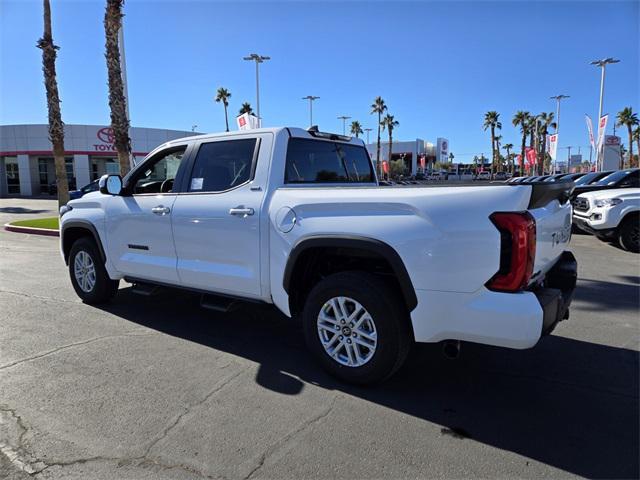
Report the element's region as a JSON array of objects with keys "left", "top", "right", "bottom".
[
  {"left": 573, "top": 188, "right": 640, "bottom": 253},
  {"left": 59, "top": 126, "right": 577, "bottom": 384}
]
